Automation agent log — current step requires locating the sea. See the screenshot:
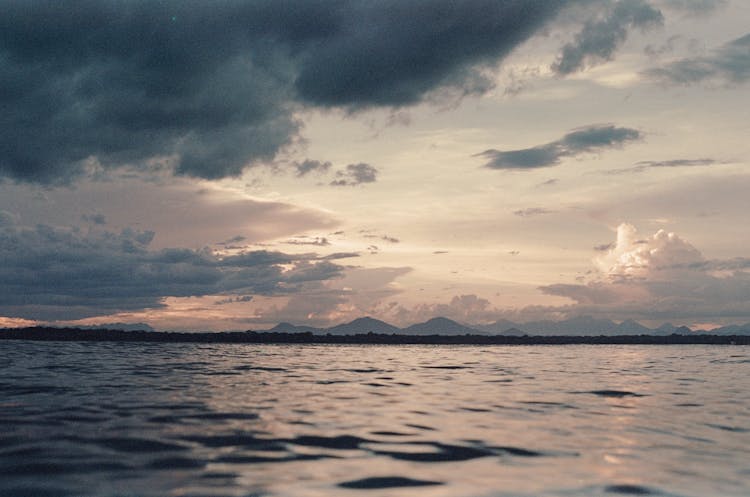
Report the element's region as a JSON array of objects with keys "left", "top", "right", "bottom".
[{"left": 0, "top": 342, "right": 748, "bottom": 497}]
